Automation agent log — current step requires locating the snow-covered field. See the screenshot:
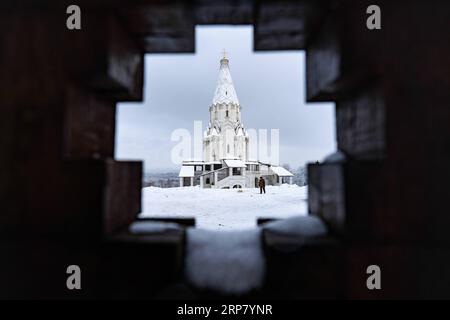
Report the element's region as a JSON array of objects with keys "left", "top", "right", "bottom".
[{"left": 140, "top": 184, "right": 308, "bottom": 230}]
